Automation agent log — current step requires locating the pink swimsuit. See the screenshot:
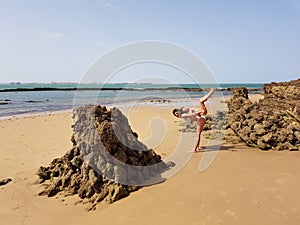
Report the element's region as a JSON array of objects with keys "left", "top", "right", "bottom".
[{"left": 189, "top": 108, "right": 206, "bottom": 120}]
